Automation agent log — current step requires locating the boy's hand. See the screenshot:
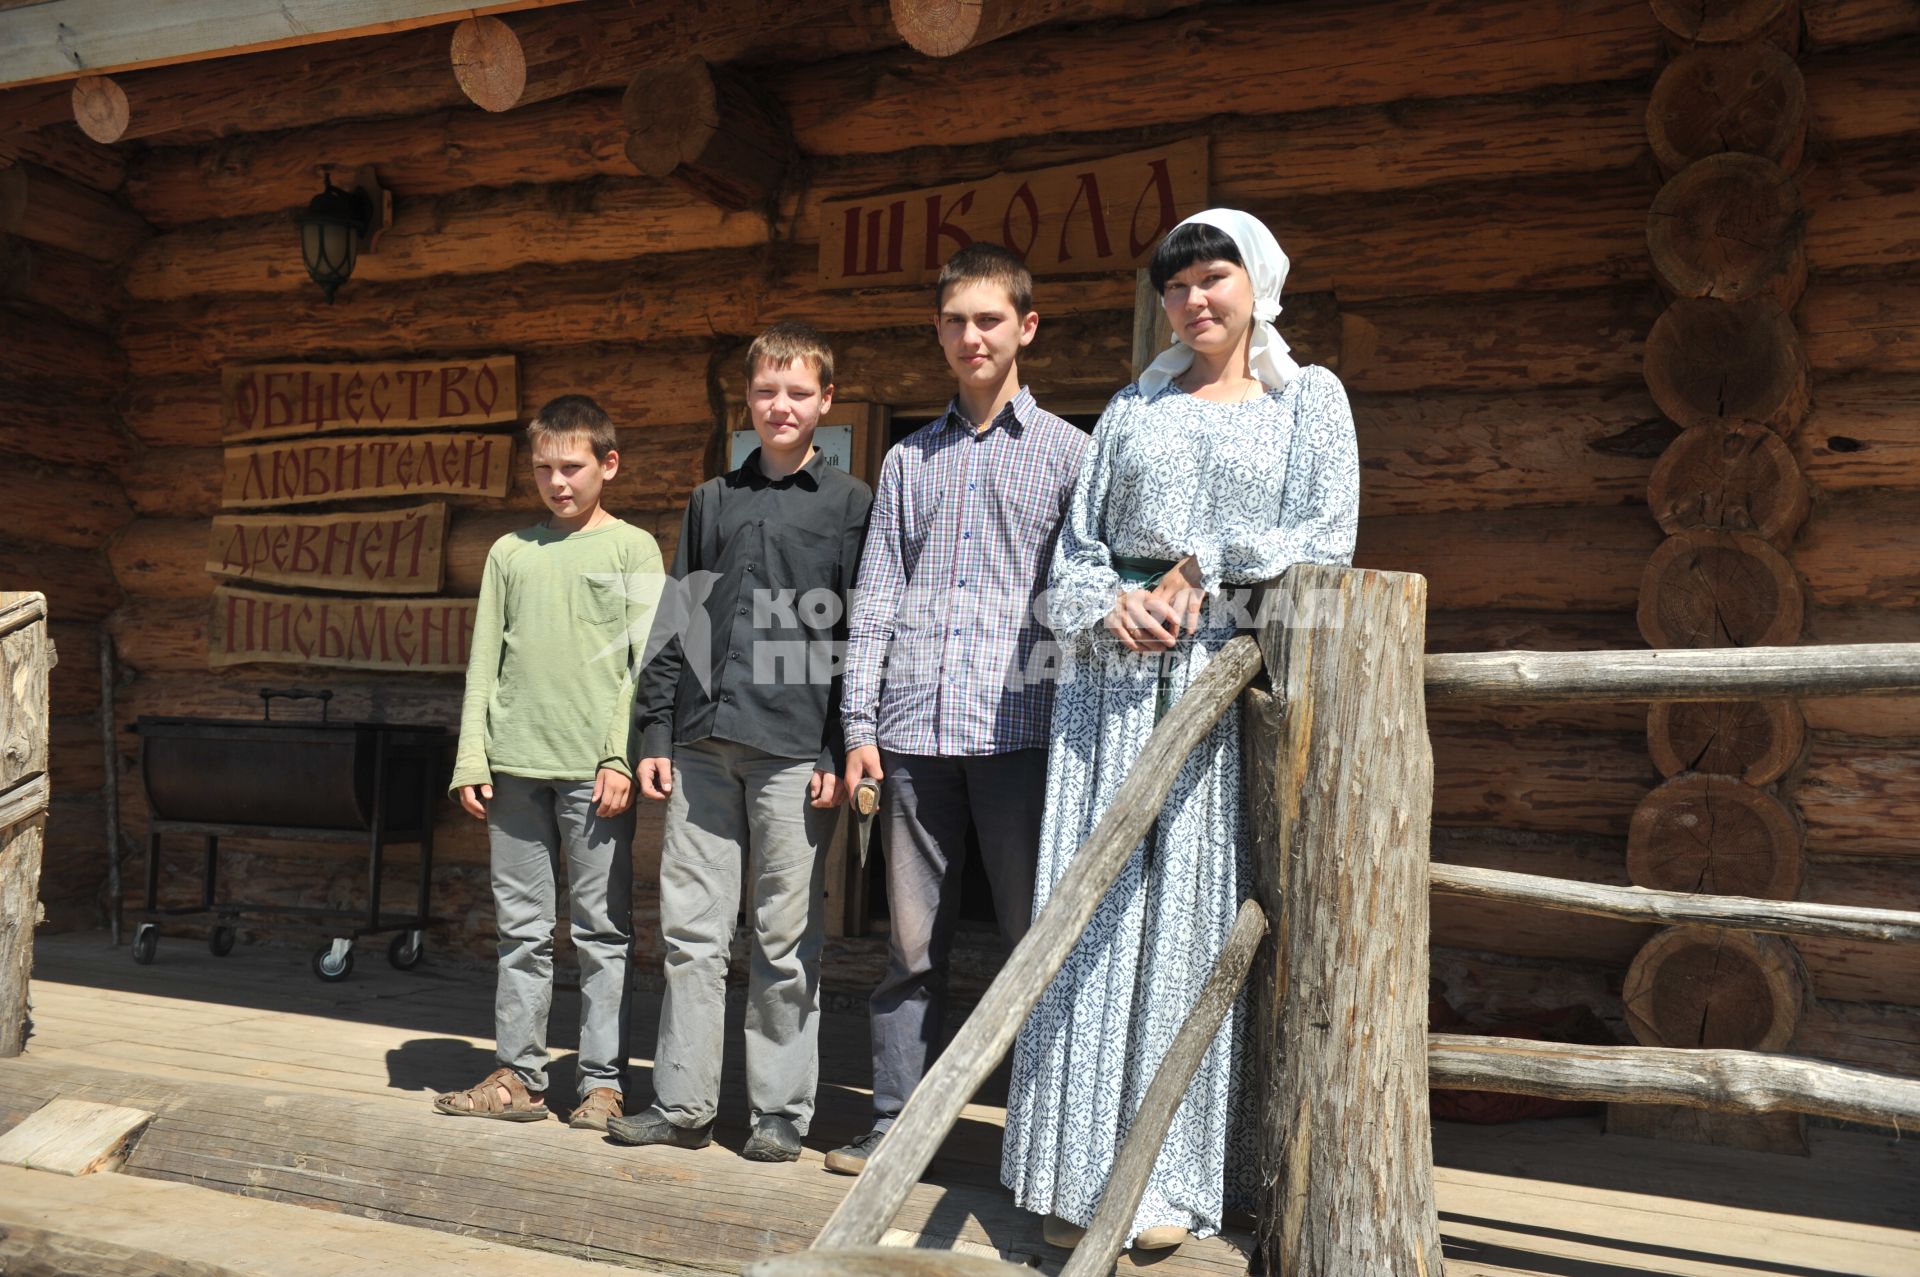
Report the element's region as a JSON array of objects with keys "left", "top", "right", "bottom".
[
  {"left": 457, "top": 783, "right": 492, "bottom": 821},
  {"left": 637, "top": 757, "right": 674, "bottom": 801},
  {"left": 592, "top": 767, "right": 633, "bottom": 817},
  {"left": 843, "top": 745, "right": 883, "bottom": 794},
  {"left": 809, "top": 768, "right": 843, "bottom": 809}
]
